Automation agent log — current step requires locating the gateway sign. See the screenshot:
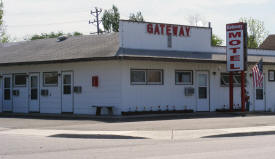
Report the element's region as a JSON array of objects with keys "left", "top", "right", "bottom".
[
  {"left": 147, "top": 23, "right": 191, "bottom": 37},
  {"left": 226, "top": 22, "right": 247, "bottom": 71}
]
